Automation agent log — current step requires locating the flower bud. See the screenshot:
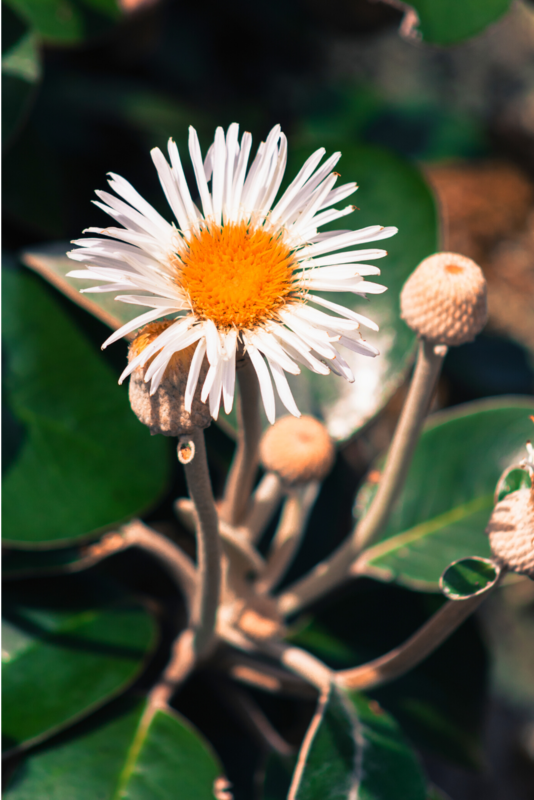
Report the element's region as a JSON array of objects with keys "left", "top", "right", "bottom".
[
  {"left": 486, "top": 487, "right": 534, "bottom": 578},
  {"left": 259, "top": 415, "right": 334, "bottom": 486},
  {"left": 128, "top": 322, "right": 211, "bottom": 436},
  {"left": 400, "top": 252, "right": 487, "bottom": 346}
]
